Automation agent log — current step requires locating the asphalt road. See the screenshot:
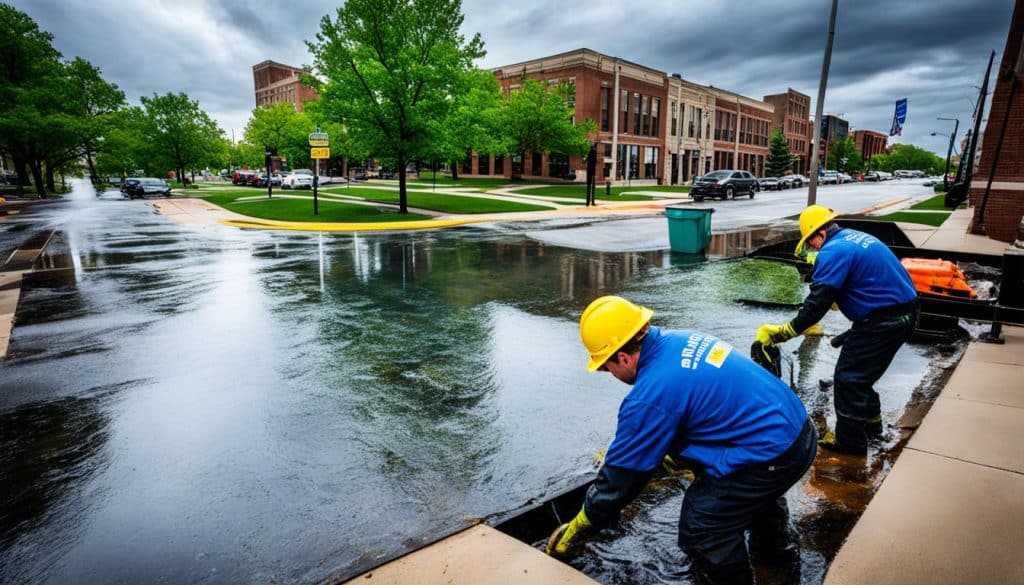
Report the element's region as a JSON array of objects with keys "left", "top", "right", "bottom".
[{"left": 525, "top": 179, "right": 940, "bottom": 252}]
